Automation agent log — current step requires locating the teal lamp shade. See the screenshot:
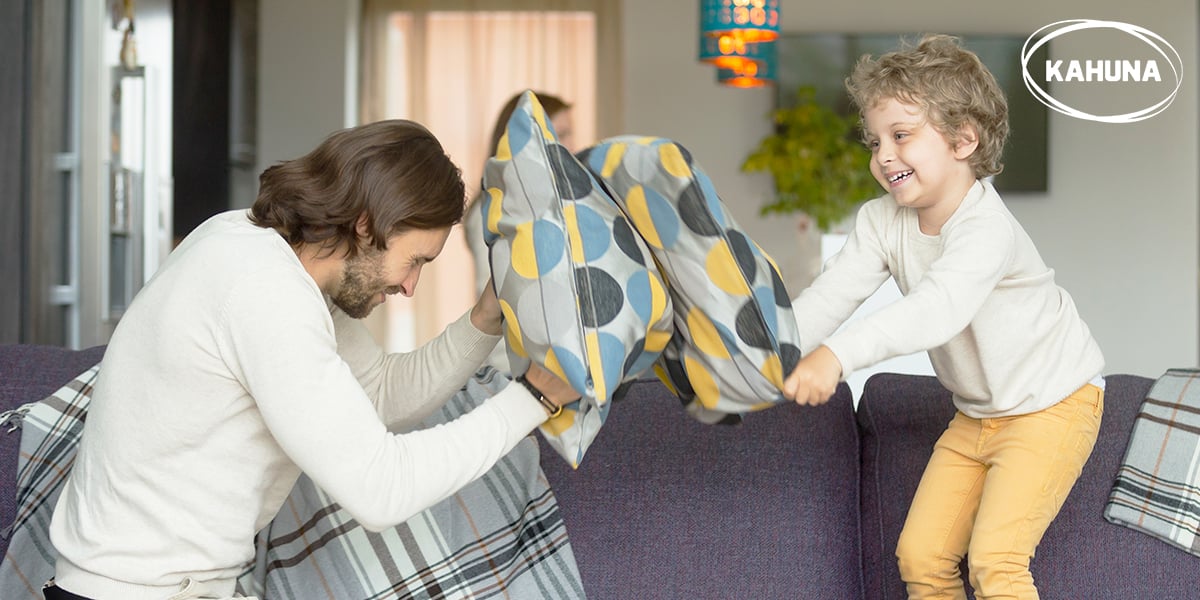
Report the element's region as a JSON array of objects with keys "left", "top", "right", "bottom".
[
  {"left": 717, "top": 41, "right": 777, "bottom": 88},
  {"left": 698, "top": 33, "right": 772, "bottom": 69},
  {"left": 700, "top": 0, "right": 780, "bottom": 43}
]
